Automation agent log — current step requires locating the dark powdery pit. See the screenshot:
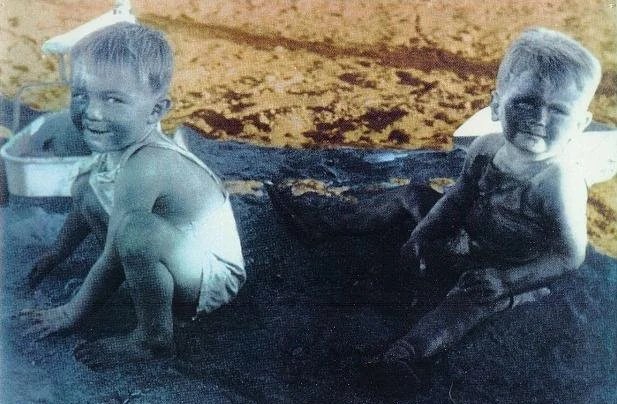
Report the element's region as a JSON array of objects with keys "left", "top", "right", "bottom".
[{"left": 1, "top": 116, "right": 617, "bottom": 403}]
